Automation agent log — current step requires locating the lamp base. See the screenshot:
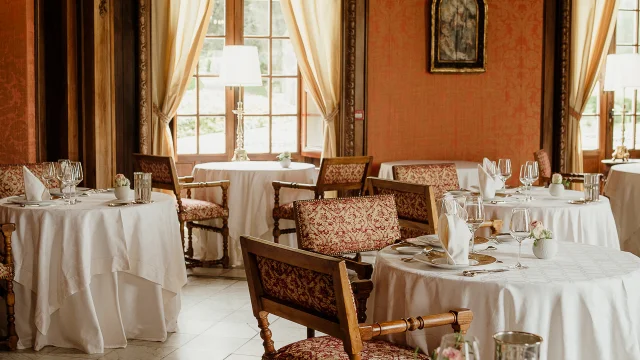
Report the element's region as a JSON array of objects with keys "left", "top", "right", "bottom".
[
  {"left": 612, "top": 145, "right": 630, "bottom": 162},
  {"left": 232, "top": 148, "right": 250, "bottom": 162}
]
